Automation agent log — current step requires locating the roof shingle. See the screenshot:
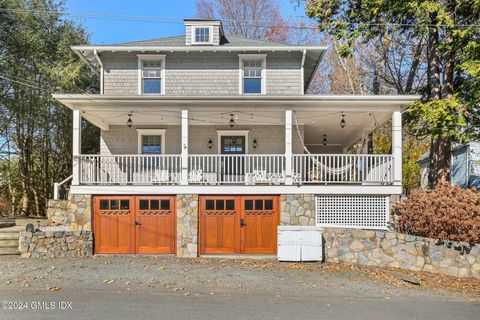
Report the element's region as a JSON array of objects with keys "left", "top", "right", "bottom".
[{"left": 107, "top": 35, "right": 292, "bottom": 47}]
